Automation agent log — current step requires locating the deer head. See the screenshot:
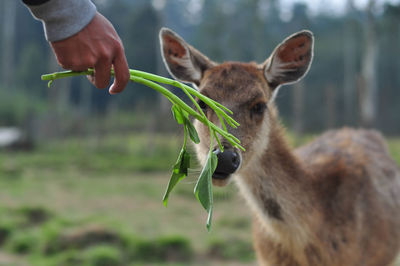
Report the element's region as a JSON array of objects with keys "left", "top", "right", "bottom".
[{"left": 160, "top": 28, "right": 314, "bottom": 186}]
